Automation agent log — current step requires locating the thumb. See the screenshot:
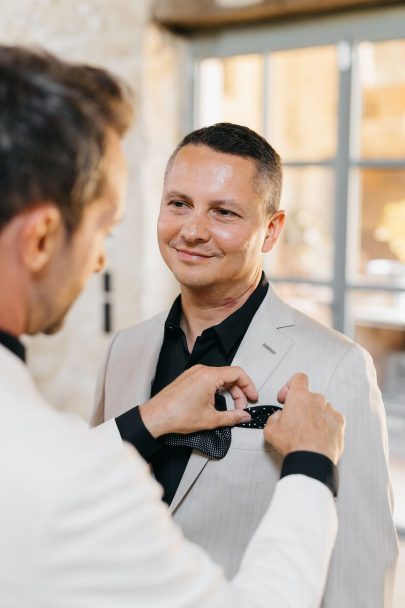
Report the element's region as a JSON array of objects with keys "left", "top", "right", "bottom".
[
  {"left": 268, "top": 410, "right": 282, "bottom": 423},
  {"left": 213, "top": 409, "right": 251, "bottom": 428},
  {"left": 277, "top": 373, "right": 309, "bottom": 403},
  {"left": 264, "top": 410, "right": 281, "bottom": 433},
  {"left": 289, "top": 372, "right": 309, "bottom": 391},
  {"left": 263, "top": 411, "right": 280, "bottom": 444}
]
